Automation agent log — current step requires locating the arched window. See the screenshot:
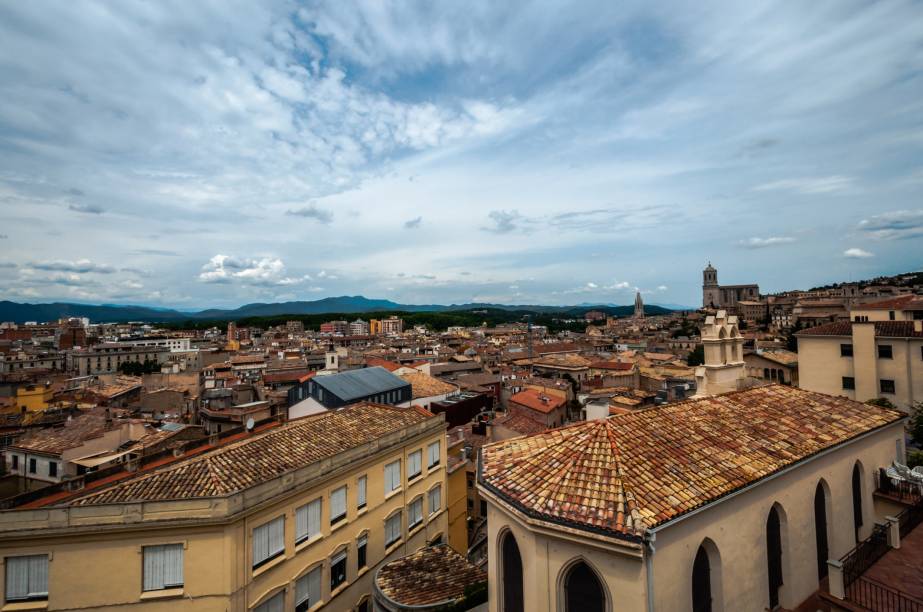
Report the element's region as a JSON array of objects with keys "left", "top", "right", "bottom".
[
  {"left": 501, "top": 531, "right": 524, "bottom": 612},
  {"left": 692, "top": 546, "right": 712, "bottom": 612},
  {"left": 767, "top": 506, "right": 784, "bottom": 609},
  {"left": 852, "top": 463, "right": 863, "bottom": 542},
  {"left": 814, "top": 482, "right": 830, "bottom": 580},
  {"left": 564, "top": 561, "right": 605, "bottom": 612}
]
